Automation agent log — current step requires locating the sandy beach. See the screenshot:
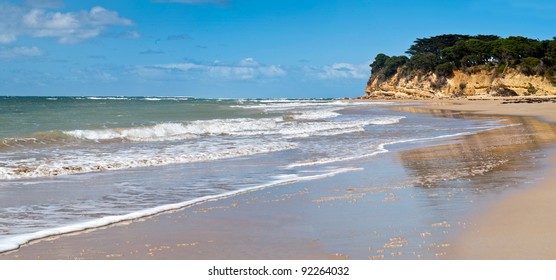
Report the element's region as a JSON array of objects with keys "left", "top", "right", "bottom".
[
  {"left": 390, "top": 98, "right": 556, "bottom": 258},
  {"left": 2, "top": 0, "right": 556, "bottom": 267},
  {"left": 1, "top": 98, "right": 555, "bottom": 260},
  {"left": 427, "top": 99, "right": 556, "bottom": 259}
]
